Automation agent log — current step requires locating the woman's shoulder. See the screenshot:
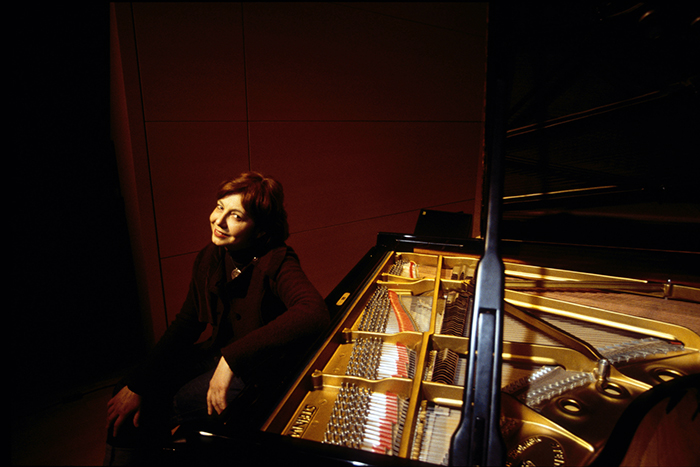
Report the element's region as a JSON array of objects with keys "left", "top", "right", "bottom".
[
  {"left": 191, "top": 243, "right": 225, "bottom": 274},
  {"left": 258, "top": 243, "right": 295, "bottom": 273},
  {"left": 194, "top": 242, "right": 222, "bottom": 260}
]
